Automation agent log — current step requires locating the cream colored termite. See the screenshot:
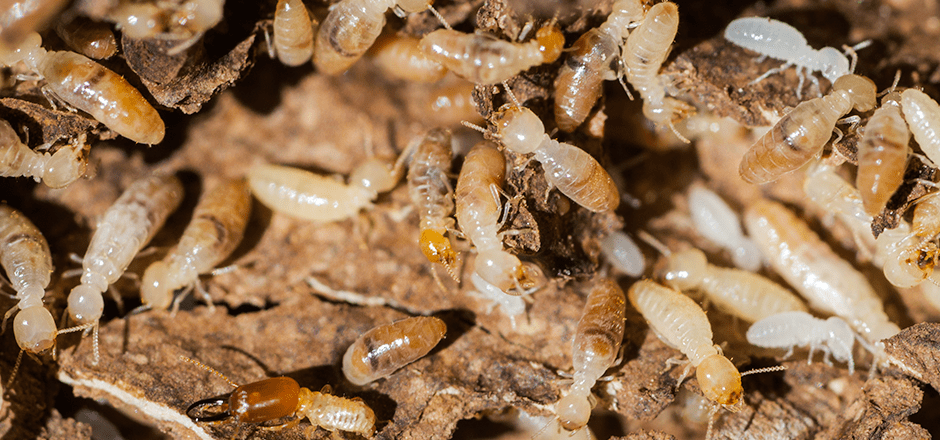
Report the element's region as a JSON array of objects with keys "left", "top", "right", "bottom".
[
  {"left": 407, "top": 128, "right": 459, "bottom": 281},
  {"left": 139, "top": 179, "right": 251, "bottom": 312},
  {"left": 420, "top": 22, "right": 564, "bottom": 85},
  {"left": 554, "top": 0, "right": 645, "bottom": 132},
  {"left": 738, "top": 74, "right": 876, "bottom": 184},
  {"left": 106, "top": 0, "right": 224, "bottom": 54},
  {"left": 857, "top": 90, "right": 910, "bottom": 216},
  {"left": 54, "top": 16, "right": 118, "bottom": 60},
  {"left": 882, "top": 193, "right": 940, "bottom": 288},
  {"left": 556, "top": 279, "right": 625, "bottom": 432},
  {"left": 372, "top": 33, "right": 448, "bottom": 83},
  {"left": 0, "top": 119, "right": 88, "bottom": 188},
  {"left": 343, "top": 316, "right": 446, "bottom": 385},
  {"left": 0, "top": 32, "right": 166, "bottom": 144},
  {"left": 687, "top": 184, "right": 762, "bottom": 271},
  {"left": 598, "top": 231, "right": 645, "bottom": 277},
  {"left": 272, "top": 0, "right": 316, "bottom": 66},
  {"left": 746, "top": 311, "right": 860, "bottom": 374},
  {"left": 743, "top": 200, "right": 901, "bottom": 354},
  {"left": 66, "top": 173, "right": 184, "bottom": 364},
  {"left": 623, "top": 2, "right": 693, "bottom": 141},
  {"left": 0, "top": 0, "right": 68, "bottom": 53},
  {"left": 313, "top": 0, "right": 436, "bottom": 75}
]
